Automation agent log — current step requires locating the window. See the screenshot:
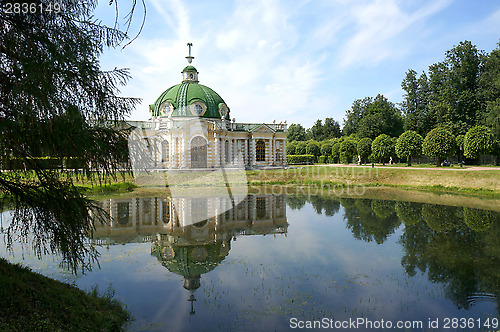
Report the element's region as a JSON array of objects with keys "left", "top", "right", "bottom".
[
  {"left": 256, "top": 140, "right": 266, "bottom": 162},
  {"left": 162, "top": 141, "right": 169, "bottom": 162}
]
